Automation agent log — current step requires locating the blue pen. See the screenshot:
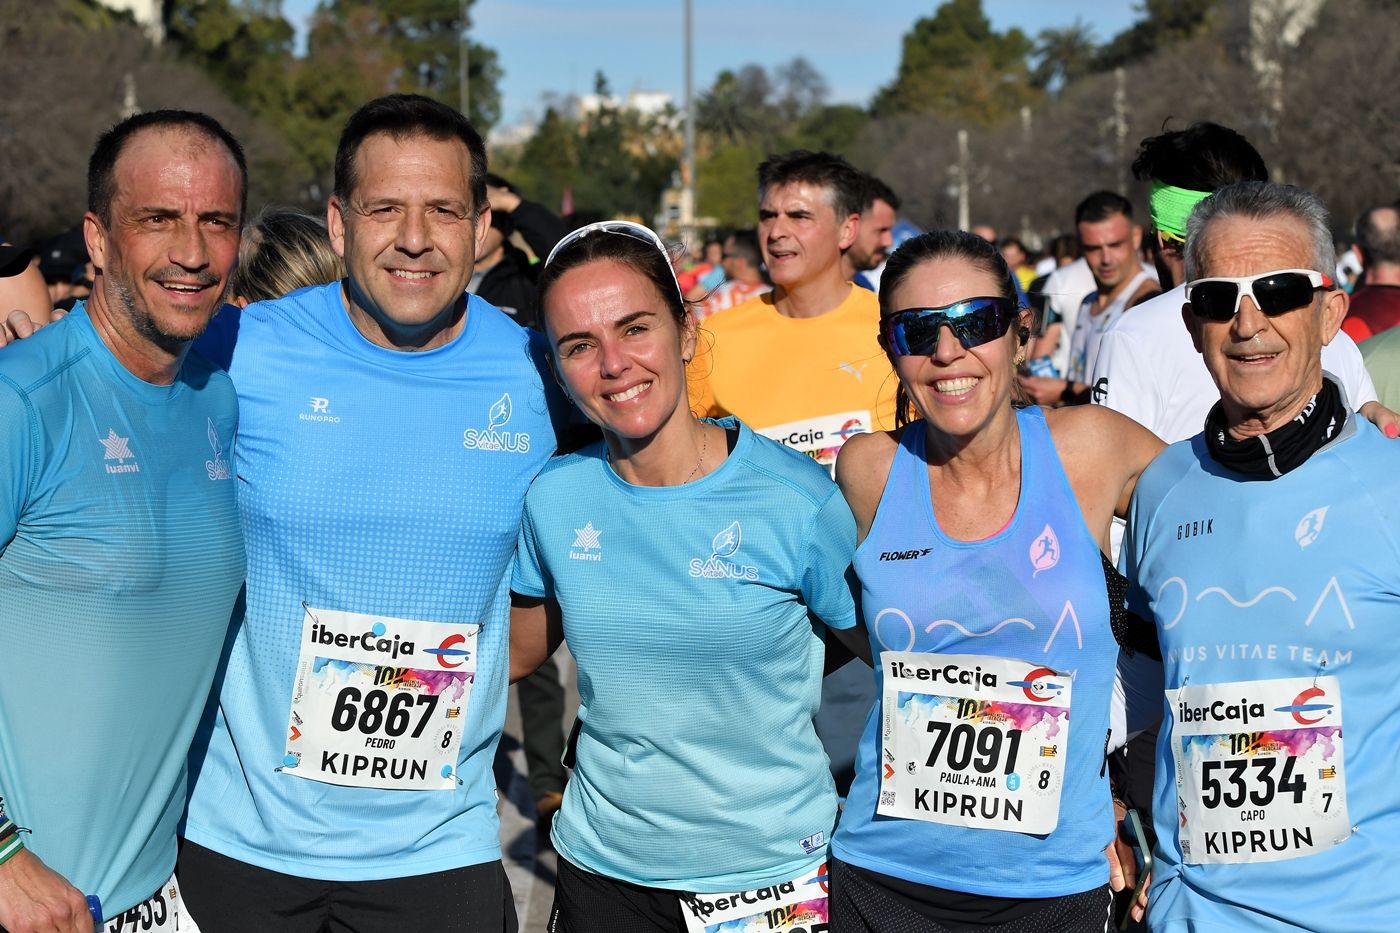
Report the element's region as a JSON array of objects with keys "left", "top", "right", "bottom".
[{"left": 87, "top": 894, "right": 103, "bottom": 930}]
